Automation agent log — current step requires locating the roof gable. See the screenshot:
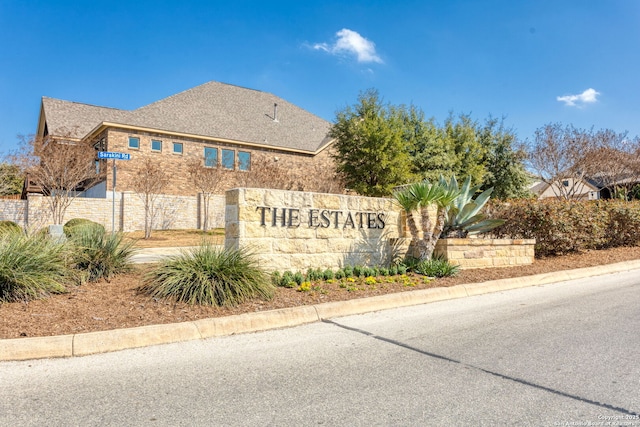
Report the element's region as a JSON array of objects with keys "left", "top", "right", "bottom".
[{"left": 40, "top": 81, "right": 333, "bottom": 153}]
